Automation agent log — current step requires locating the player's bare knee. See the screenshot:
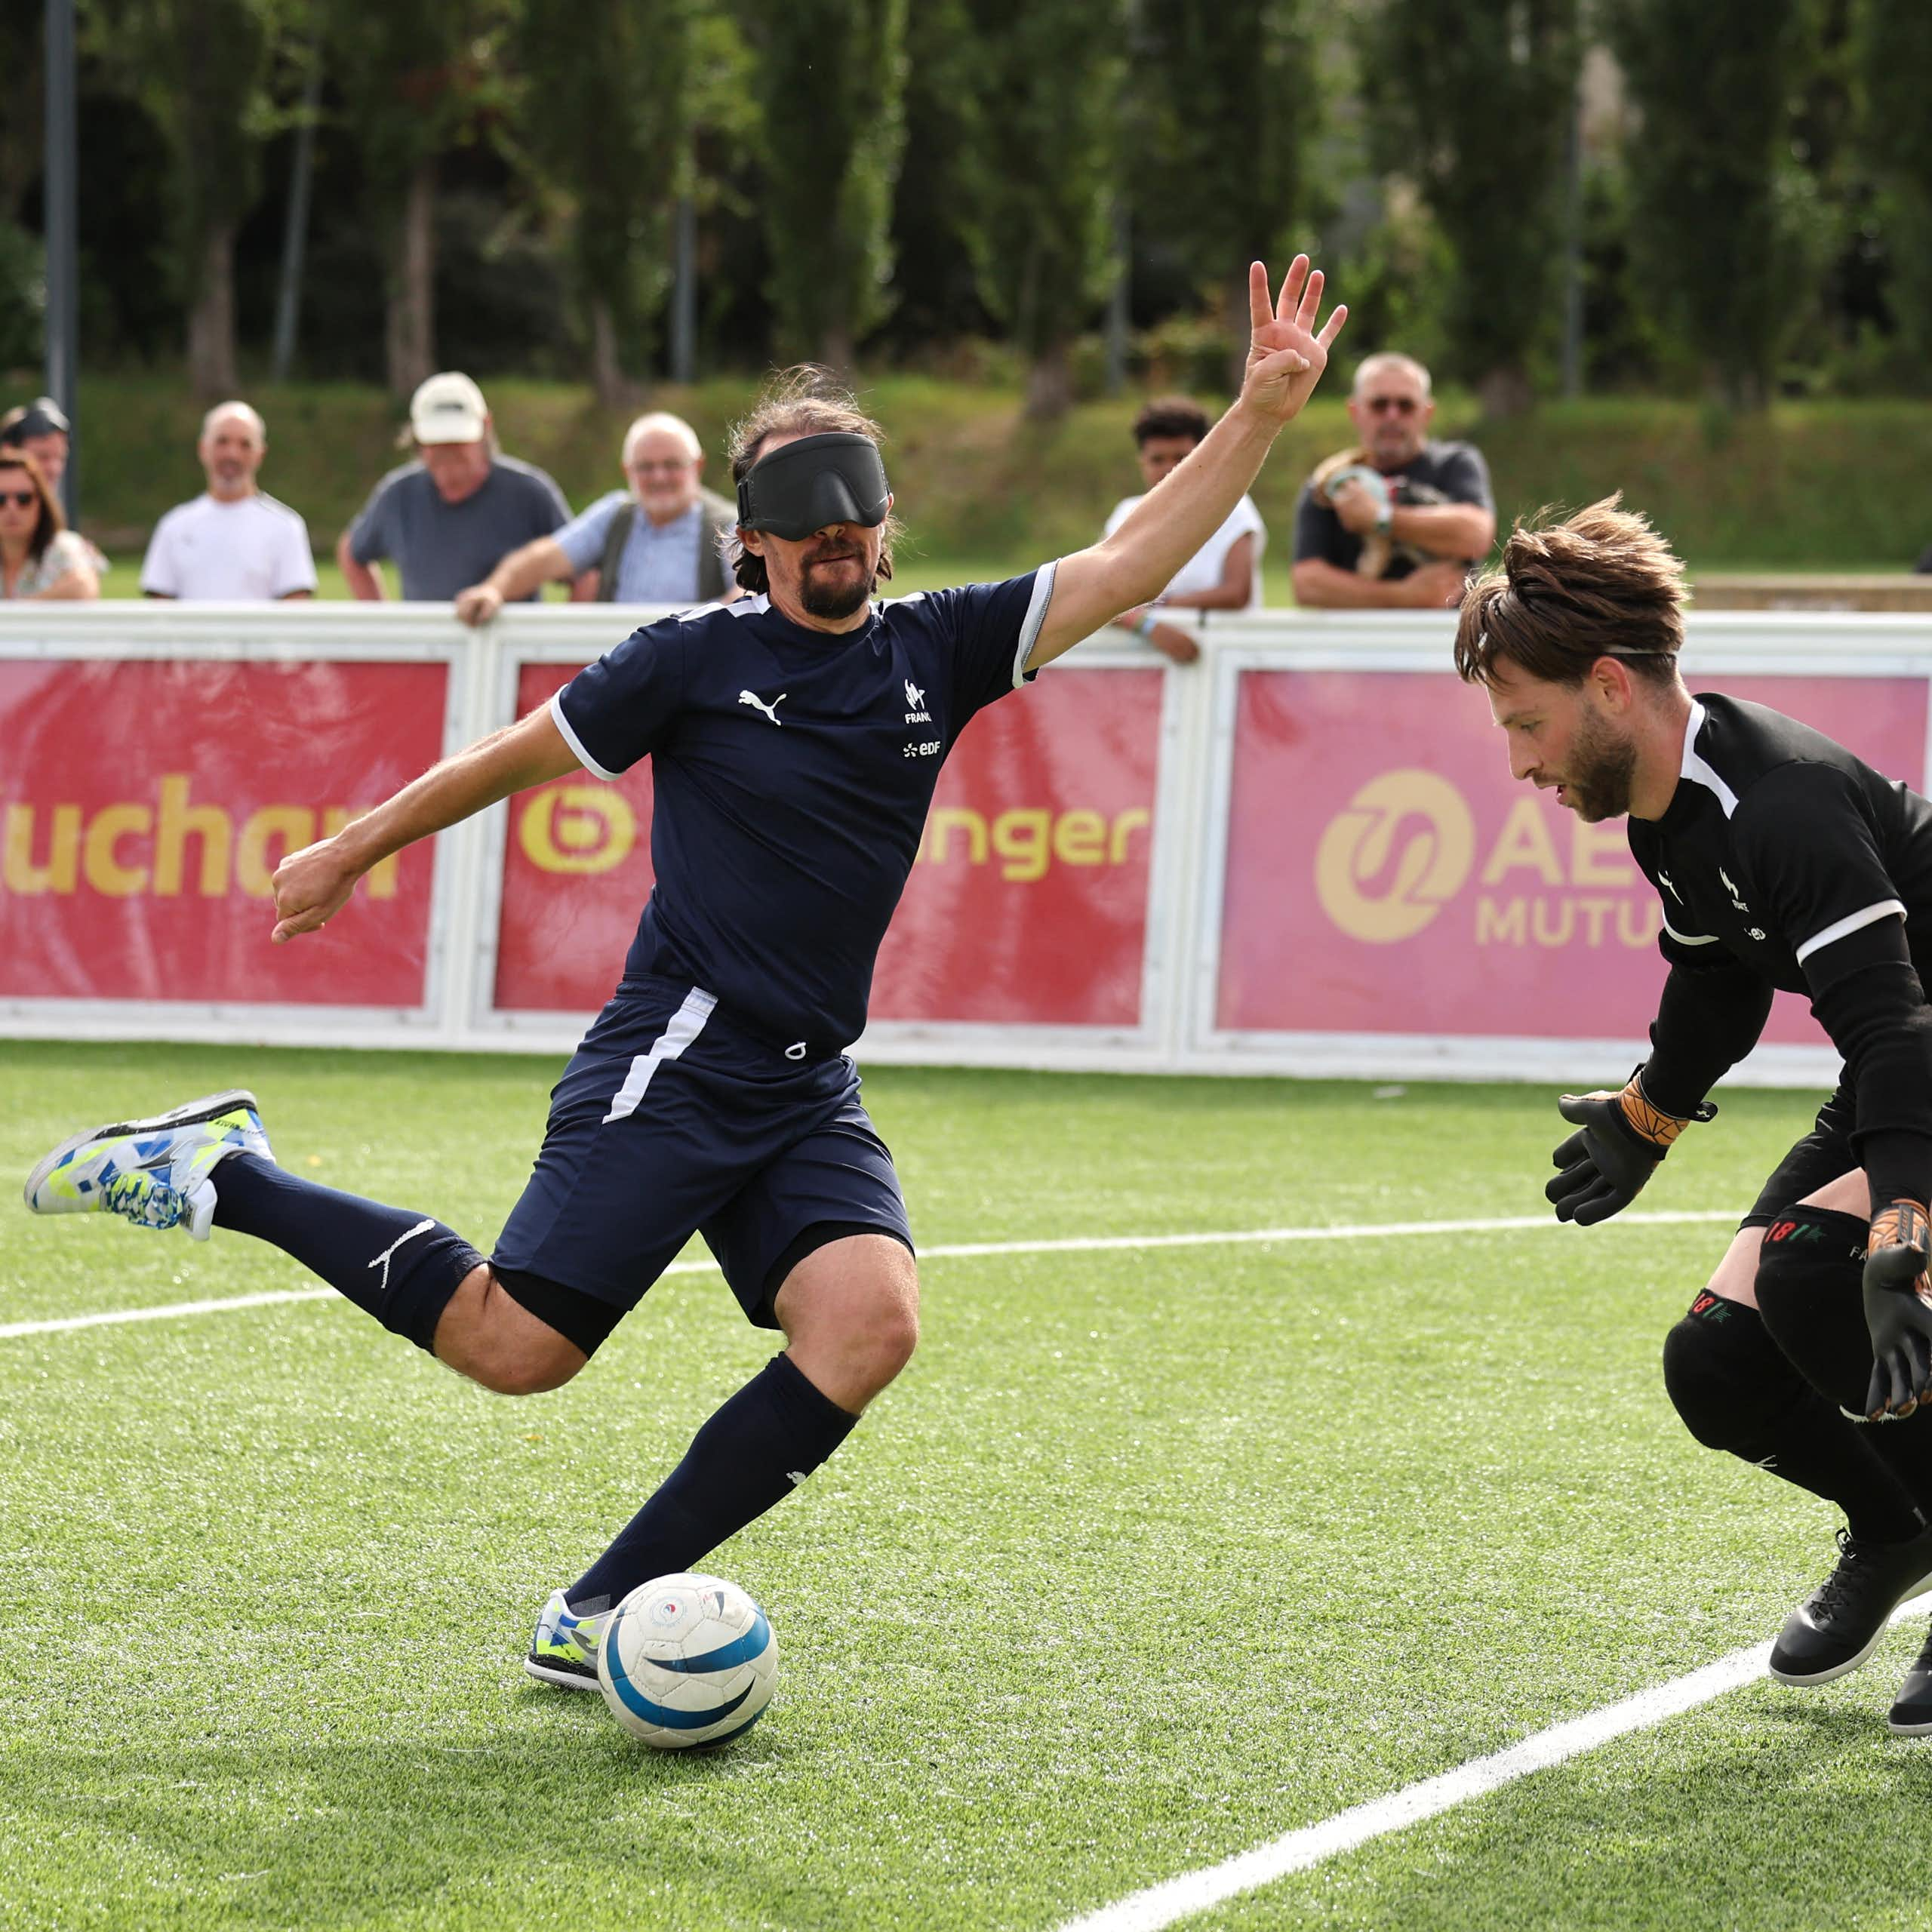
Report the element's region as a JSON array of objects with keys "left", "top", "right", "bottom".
[
  {"left": 859, "top": 1292, "right": 919, "bottom": 1386},
  {"left": 478, "top": 1346, "right": 583, "bottom": 1398},
  {"left": 438, "top": 1268, "right": 586, "bottom": 1395}
]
